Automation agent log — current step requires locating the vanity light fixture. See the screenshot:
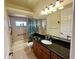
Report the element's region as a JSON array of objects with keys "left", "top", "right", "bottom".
[{"left": 41, "top": 0, "right": 64, "bottom": 15}]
